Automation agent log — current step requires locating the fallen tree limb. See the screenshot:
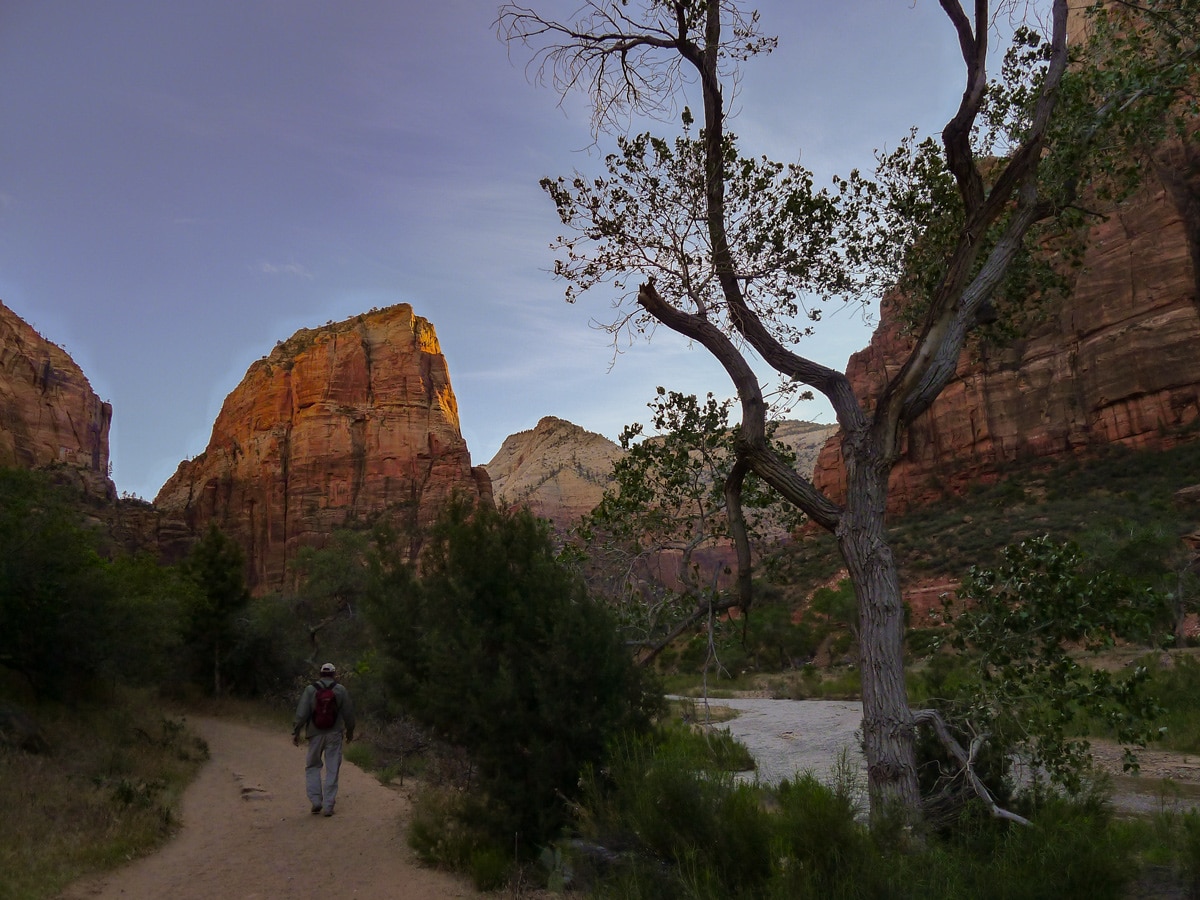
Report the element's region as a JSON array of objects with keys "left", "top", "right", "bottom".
[{"left": 911, "top": 706, "right": 1032, "bottom": 827}]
